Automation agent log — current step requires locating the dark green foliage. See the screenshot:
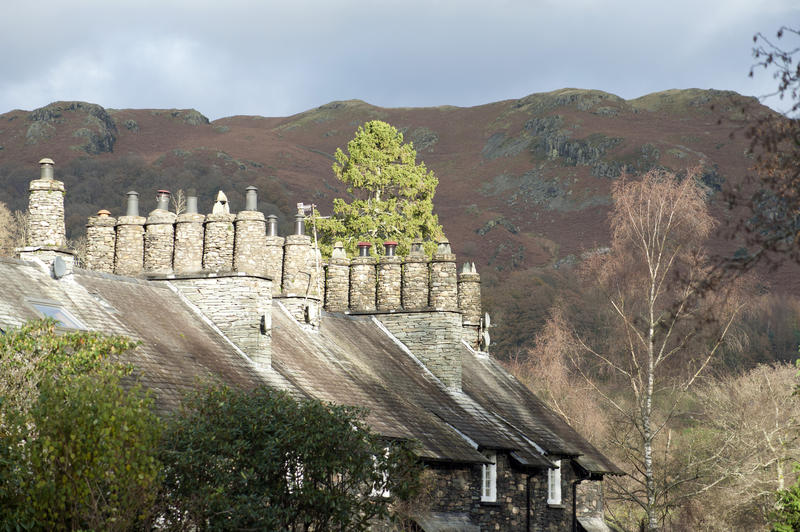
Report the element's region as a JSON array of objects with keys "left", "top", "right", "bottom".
[
  {"left": 158, "top": 383, "right": 422, "bottom": 531},
  {"left": 772, "top": 473, "right": 800, "bottom": 531},
  {"left": 0, "top": 320, "right": 162, "bottom": 530}
]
